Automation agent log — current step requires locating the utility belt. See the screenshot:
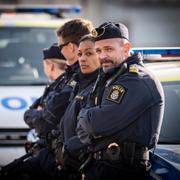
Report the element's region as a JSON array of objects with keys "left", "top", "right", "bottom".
[{"left": 93, "top": 142, "right": 149, "bottom": 166}]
